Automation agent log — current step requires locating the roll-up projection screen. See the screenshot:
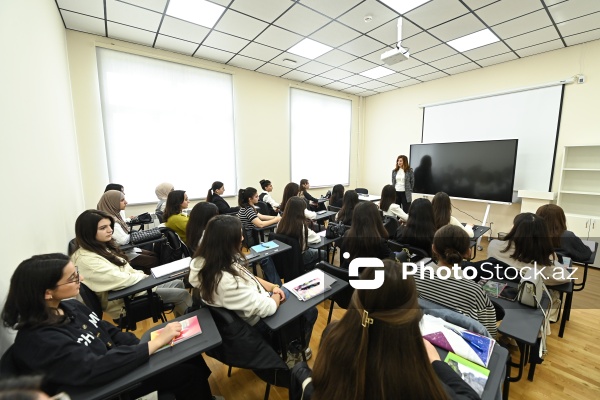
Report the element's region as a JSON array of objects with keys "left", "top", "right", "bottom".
[{"left": 422, "top": 85, "right": 564, "bottom": 194}]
